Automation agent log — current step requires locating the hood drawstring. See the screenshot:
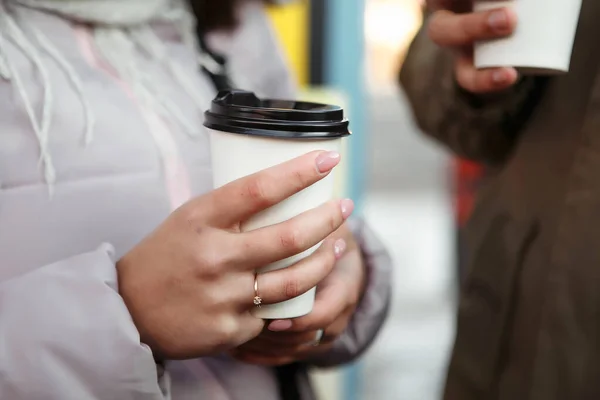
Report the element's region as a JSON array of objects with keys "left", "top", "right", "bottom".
[
  {"left": 0, "top": 11, "right": 56, "bottom": 195},
  {"left": 0, "top": 1, "right": 208, "bottom": 197}
]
